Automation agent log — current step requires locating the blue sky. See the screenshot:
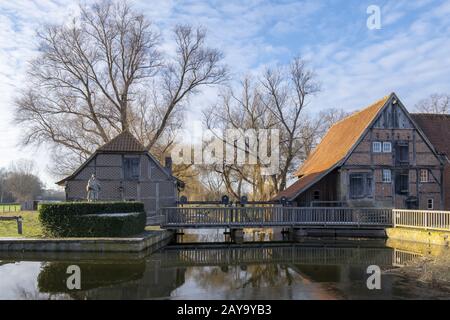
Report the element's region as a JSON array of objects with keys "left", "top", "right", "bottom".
[{"left": 1, "top": 0, "right": 450, "bottom": 186}]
